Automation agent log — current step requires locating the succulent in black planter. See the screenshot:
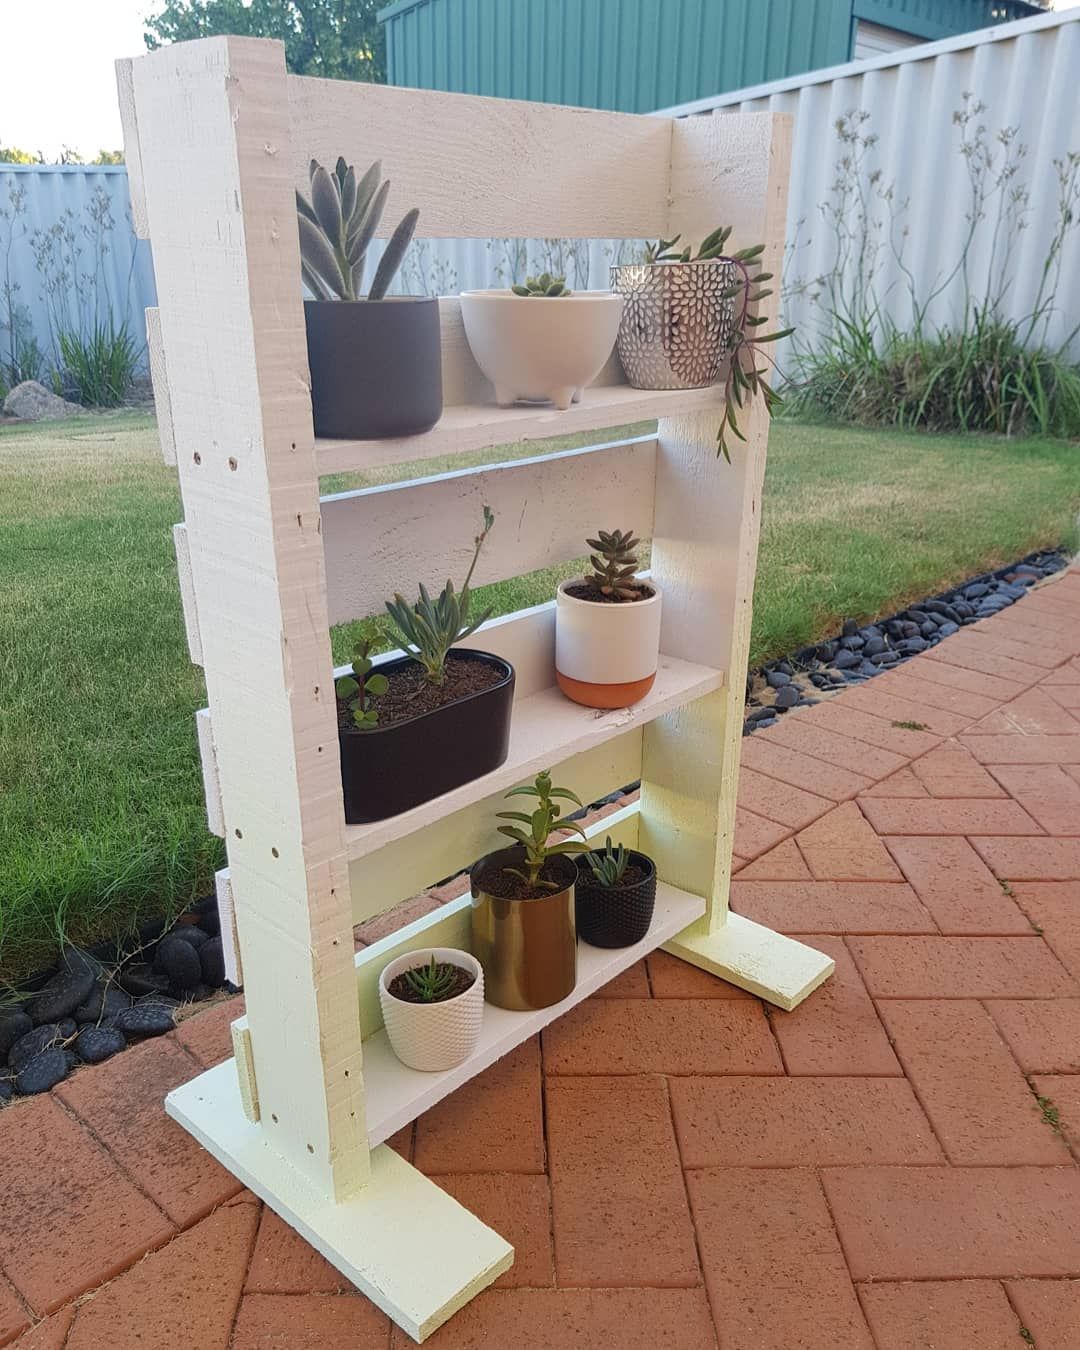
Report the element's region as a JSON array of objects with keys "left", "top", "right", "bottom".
[
  {"left": 335, "top": 507, "right": 515, "bottom": 824},
  {"left": 575, "top": 836, "right": 657, "bottom": 948},
  {"left": 297, "top": 156, "right": 442, "bottom": 439},
  {"left": 471, "top": 771, "right": 591, "bottom": 1010}
]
